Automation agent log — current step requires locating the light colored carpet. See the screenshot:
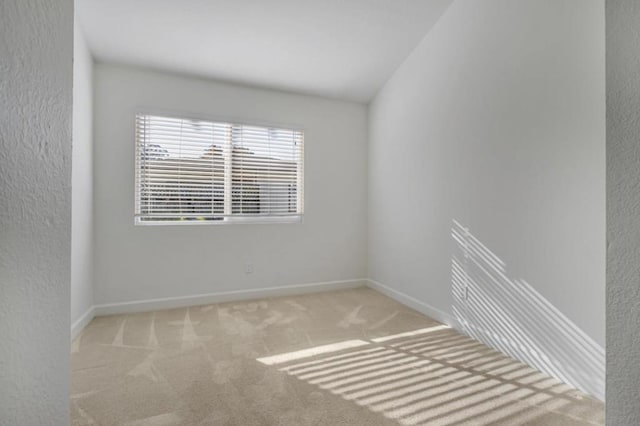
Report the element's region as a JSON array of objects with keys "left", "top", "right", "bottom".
[{"left": 70, "top": 288, "right": 603, "bottom": 425}]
